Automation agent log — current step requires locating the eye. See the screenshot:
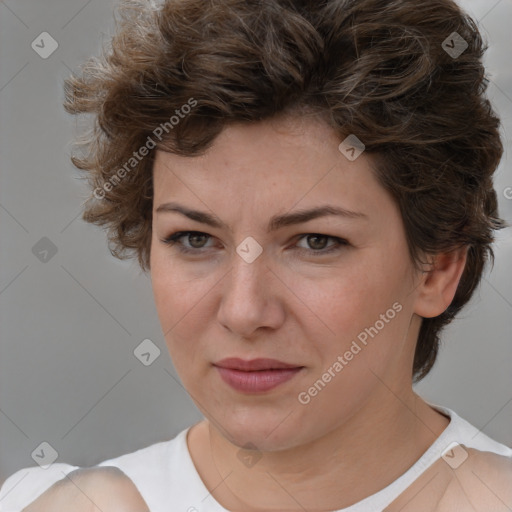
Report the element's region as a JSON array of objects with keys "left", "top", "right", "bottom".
[
  {"left": 160, "top": 231, "right": 349, "bottom": 257},
  {"left": 295, "top": 234, "right": 349, "bottom": 256},
  {"left": 161, "top": 231, "right": 214, "bottom": 254}
]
